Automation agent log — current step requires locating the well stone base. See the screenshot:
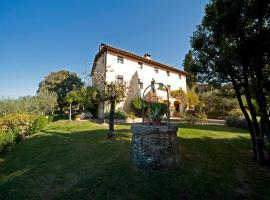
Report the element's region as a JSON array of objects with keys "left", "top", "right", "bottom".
[{"left": 130, "top": 124, "right": 180, "bottom": 170}]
